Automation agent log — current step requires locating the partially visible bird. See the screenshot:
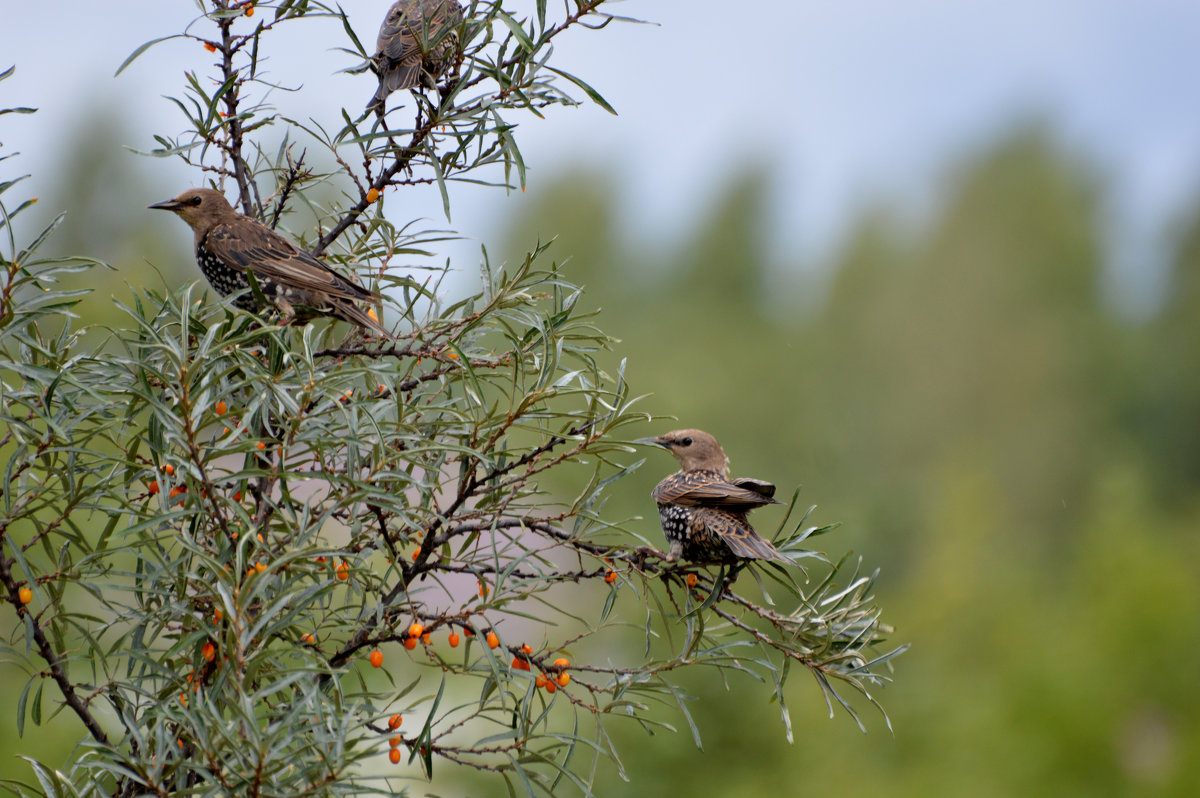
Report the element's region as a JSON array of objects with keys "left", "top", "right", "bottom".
[
  {"left": 638, "top": 429, "right": 790, "bottom": 565},
  {"left": 368, "top": 0, "right": 464, "bottom": 115},
  {"left": 149, "top": 188, "right": 392, "bottom": 338}
]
